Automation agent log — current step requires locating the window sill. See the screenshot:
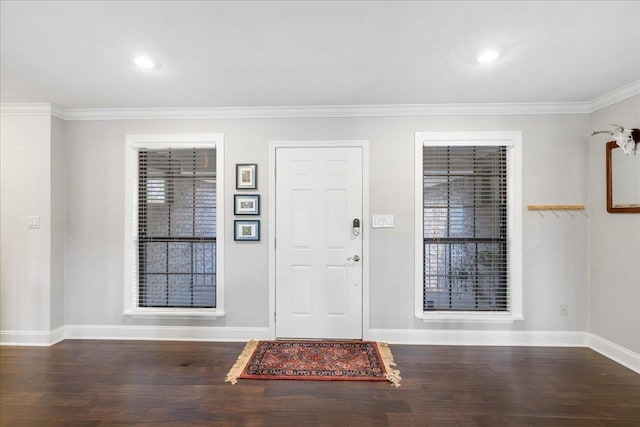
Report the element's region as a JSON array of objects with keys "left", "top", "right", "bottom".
[
  {"left": 416, "top": 312, "right": 524, "bottom": 323},
  {"left": 124, "top": 309, "right": 225, "bottom": 319}
]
